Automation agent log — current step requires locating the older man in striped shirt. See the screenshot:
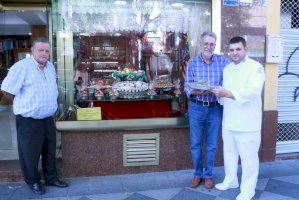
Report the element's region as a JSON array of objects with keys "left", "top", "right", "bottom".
[
  {"left": 184, "top": 31, "right": 230, "bottom": 189},
  {"left": 1, "top": 38, "right": 68, "bottom": 195}
]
